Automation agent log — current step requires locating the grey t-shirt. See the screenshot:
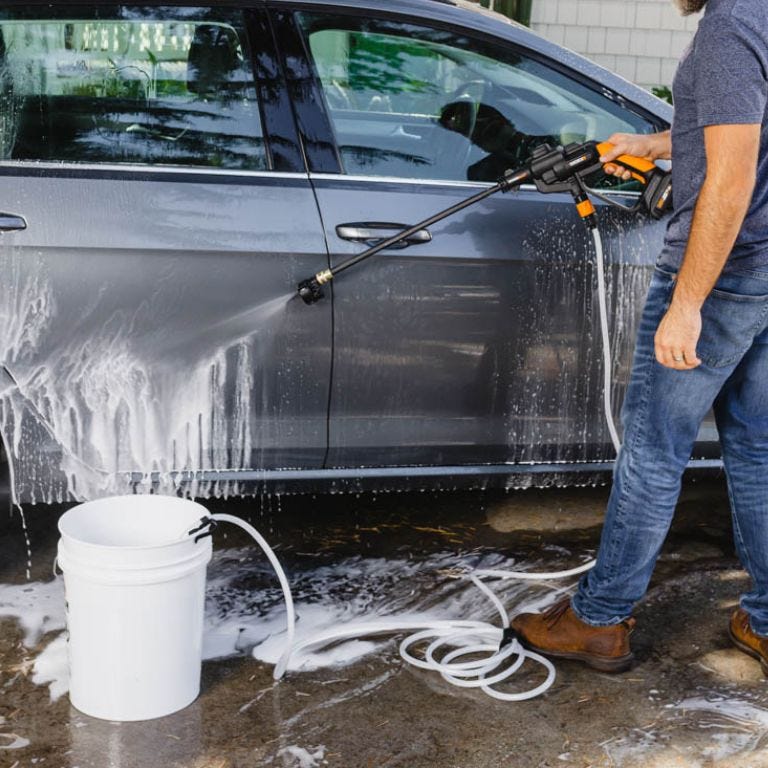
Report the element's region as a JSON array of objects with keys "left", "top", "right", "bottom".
[{"left": 658, "top": 0, "right": 768, "bottom": 272}]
